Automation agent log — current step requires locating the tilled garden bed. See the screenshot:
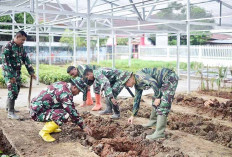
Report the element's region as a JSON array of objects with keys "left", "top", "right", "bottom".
[
  {"left": 58, "top": 112, "right": 187, "bottom": 157},
  {"left": 168, "top": 112, "right": 232, "bottom": 148},
  {"left": 198, "top": 90, "right": 232, "bottom": 99},
  {"left": 174, "top": 94, "right": 232, "bottom": 121}
]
